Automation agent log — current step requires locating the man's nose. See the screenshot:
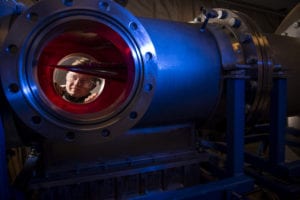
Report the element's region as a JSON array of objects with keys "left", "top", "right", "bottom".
[{"left": 73, "top": 79, "right": 82, "bottom": 86}]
